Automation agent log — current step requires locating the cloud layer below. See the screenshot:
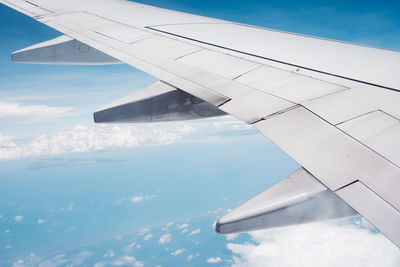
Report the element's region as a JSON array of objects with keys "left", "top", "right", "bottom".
[
  {"left": 0, "top": 101, "right": 74, "bottom": 124},
  {"left": 0, "top": 124, "right": 196, "bottom": 160},
  {"left": 227, "top": 218, "right": 400, "bottom": 267}
]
